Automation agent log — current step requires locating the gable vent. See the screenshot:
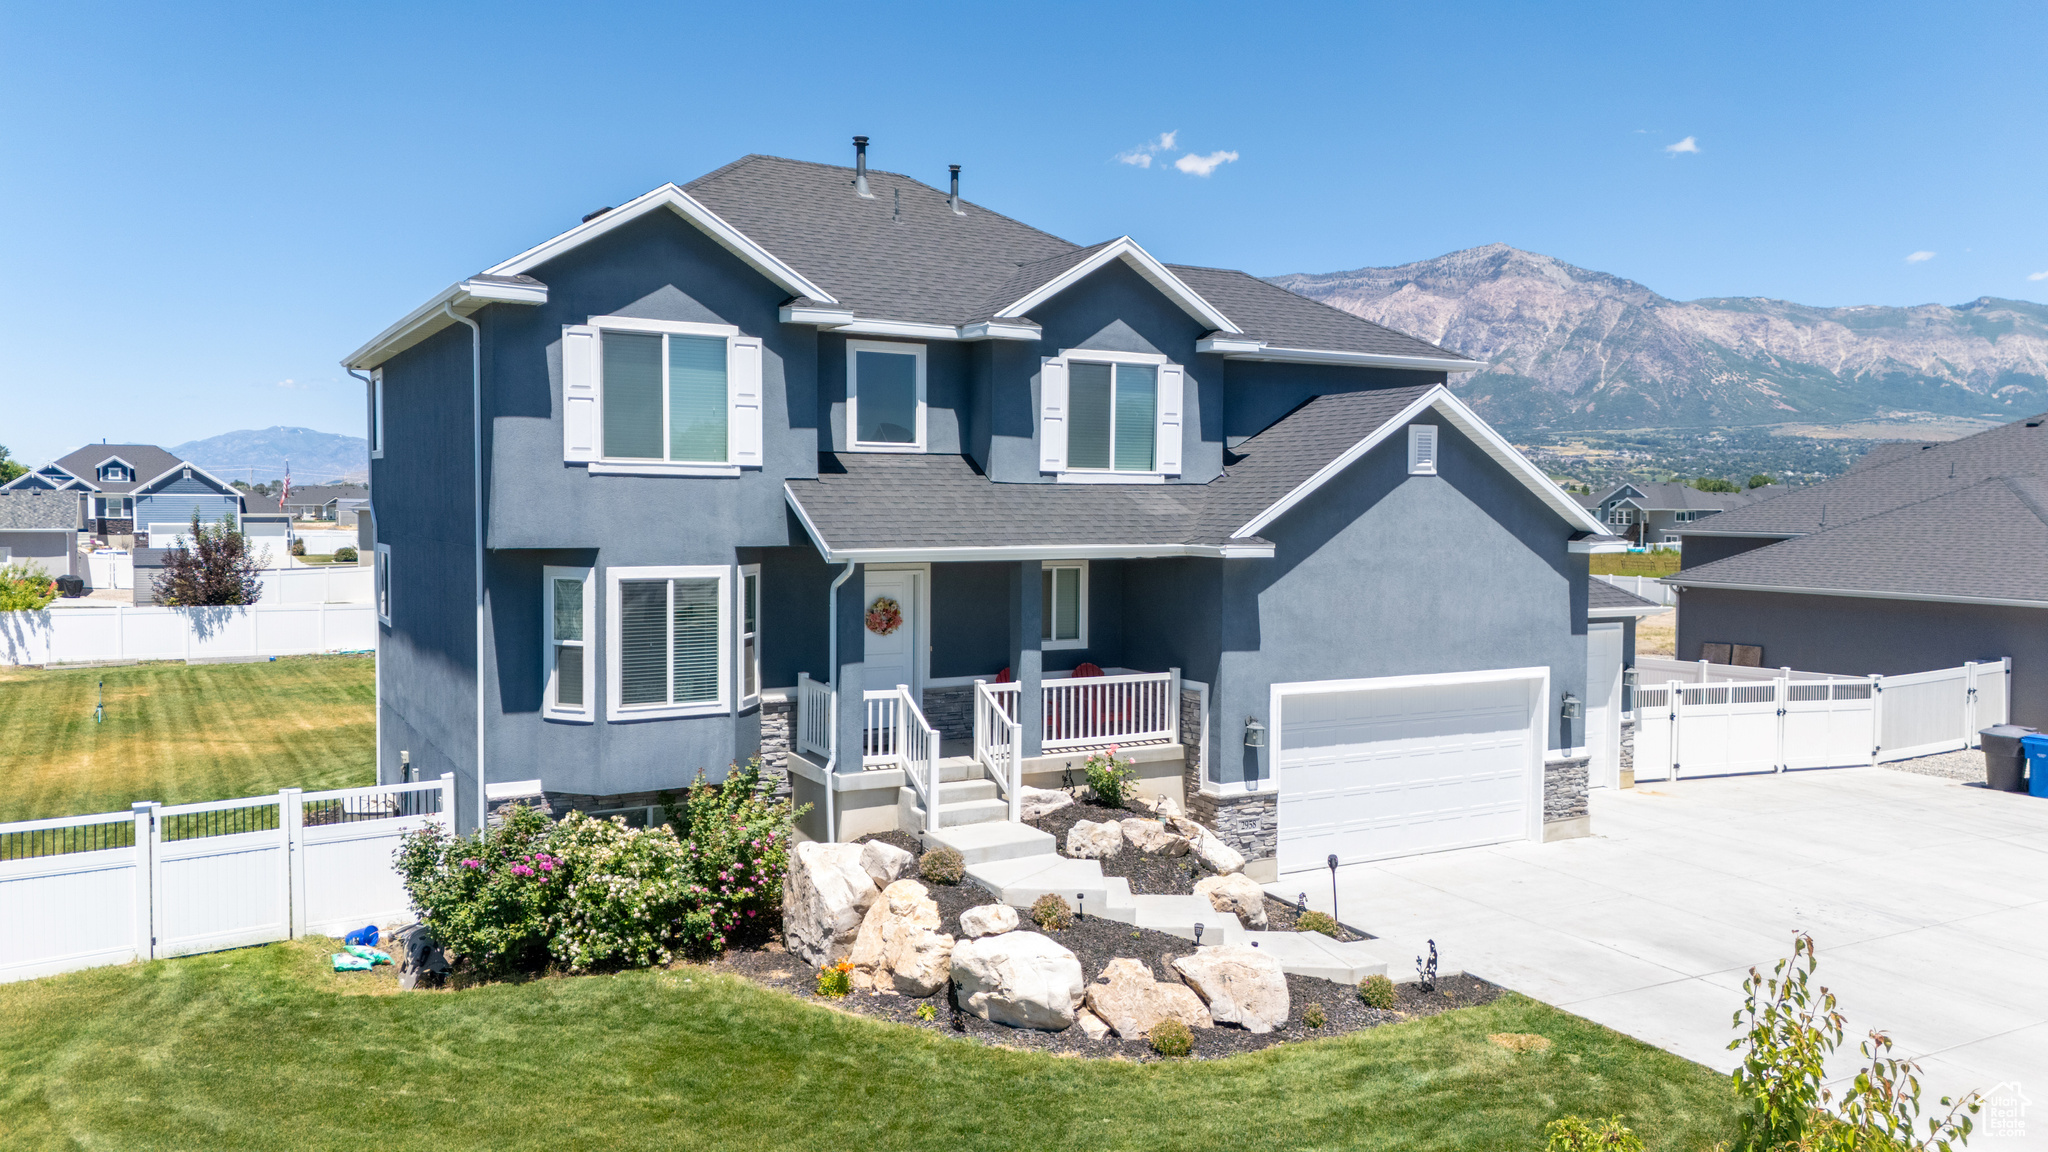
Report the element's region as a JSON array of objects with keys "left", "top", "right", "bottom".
[{"left": 1407, "top": 424, "right": 1439, "bottom": 475}]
